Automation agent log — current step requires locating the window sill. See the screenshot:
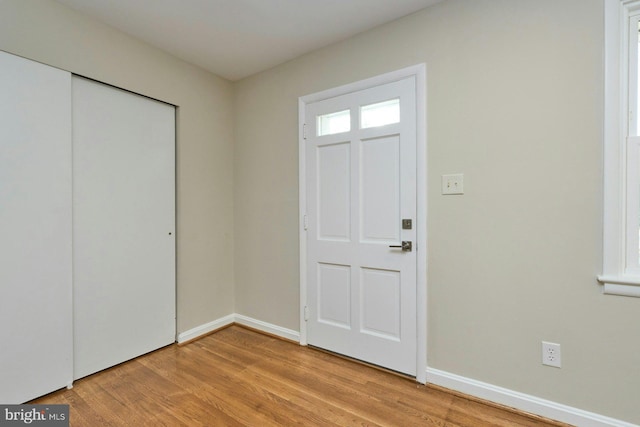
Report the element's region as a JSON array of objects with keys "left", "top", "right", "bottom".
[{"left": 597, "top": 276, "right": 640, "bottom": 297}]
